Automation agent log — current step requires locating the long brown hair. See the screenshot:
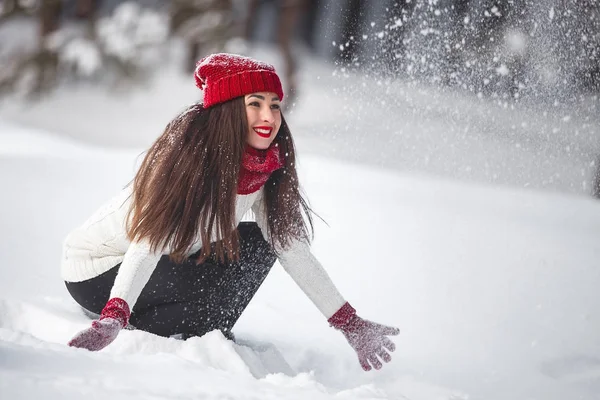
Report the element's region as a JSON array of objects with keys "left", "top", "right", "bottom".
[{"left": 126, "top": 97, "right": 313, "bottom": 263}]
